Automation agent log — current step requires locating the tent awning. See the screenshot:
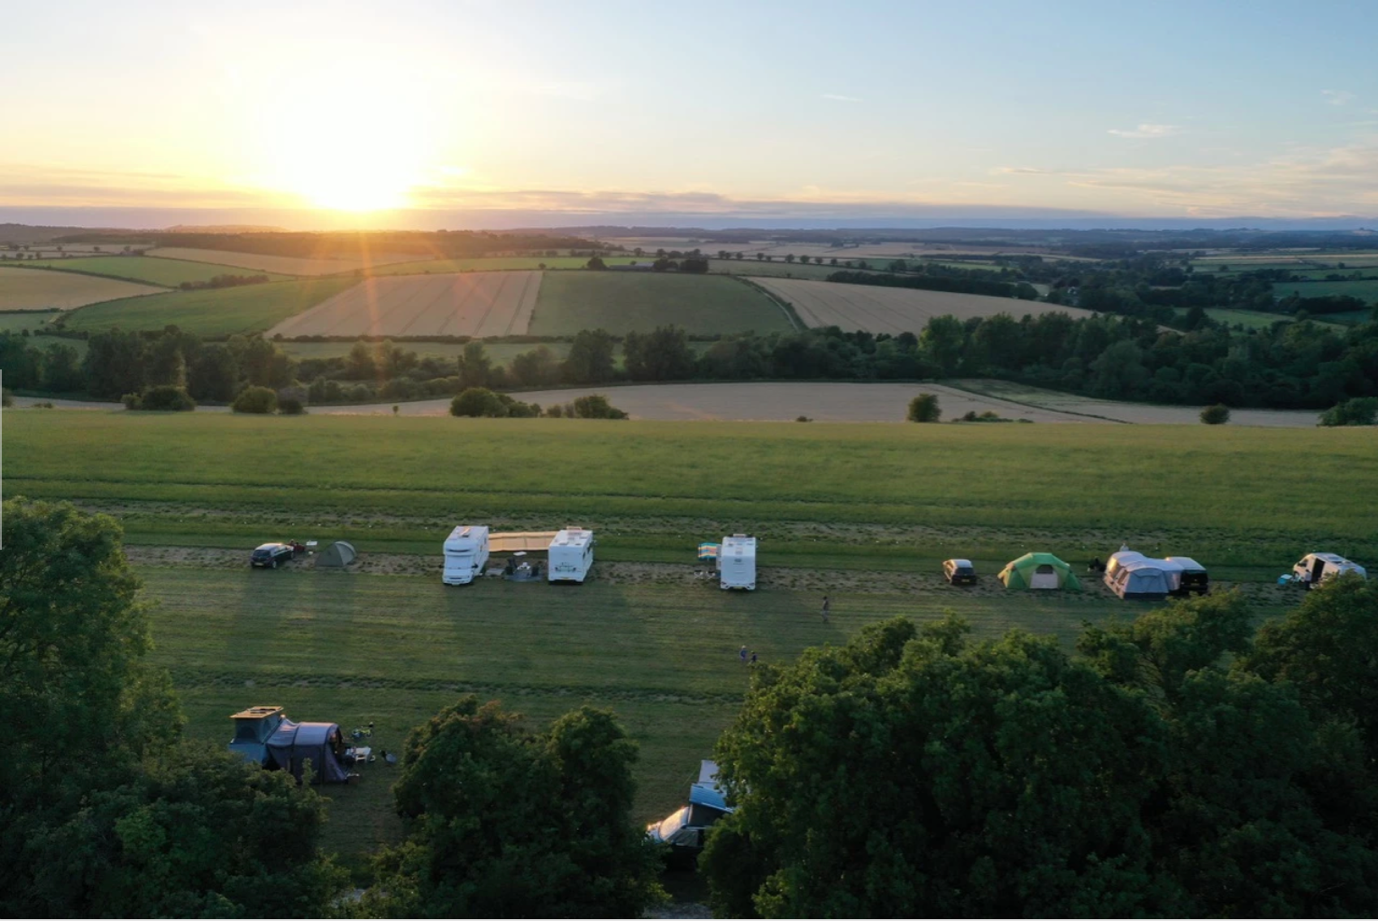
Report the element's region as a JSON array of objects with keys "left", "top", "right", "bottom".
[{"left": 490, "top": 531, "right": 559, "bottom": 552}]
